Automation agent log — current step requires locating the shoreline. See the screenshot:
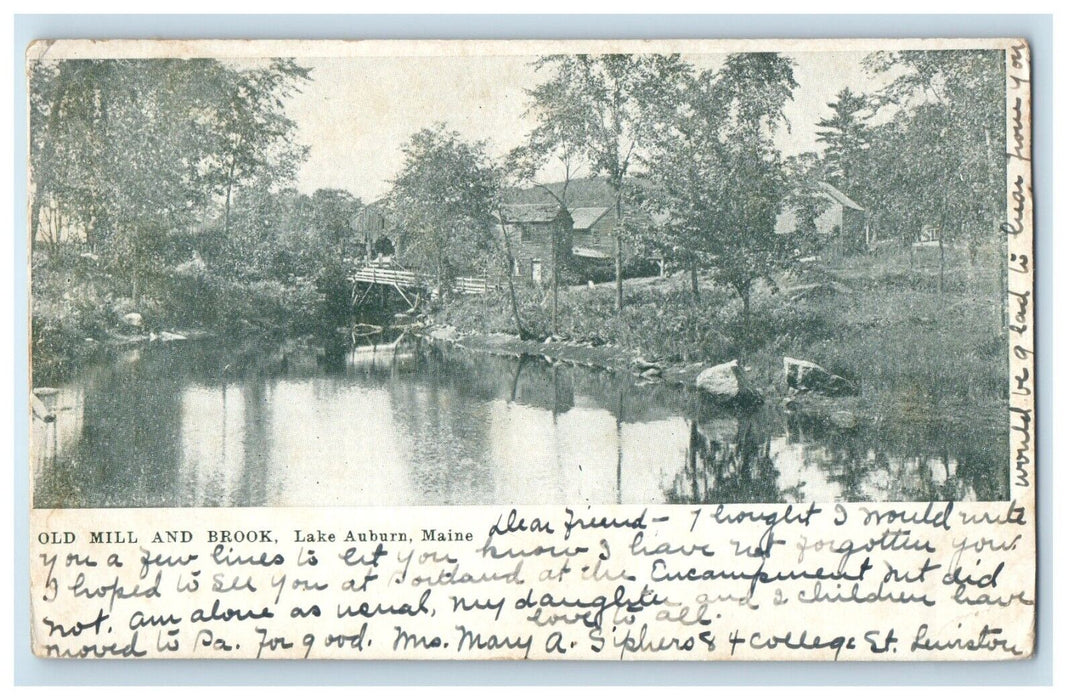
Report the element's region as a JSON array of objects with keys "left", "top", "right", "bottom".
[
  {"left": 417, "top": 322, "right": 710, "bottom": 388},
  {"left": 414, "top": 322, "right": 1006, "bottom": 433}
]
